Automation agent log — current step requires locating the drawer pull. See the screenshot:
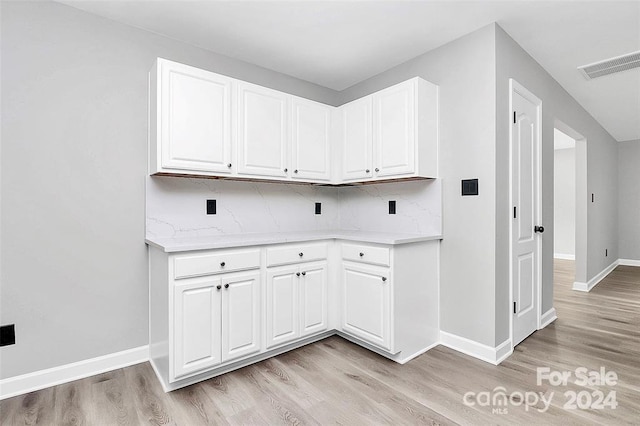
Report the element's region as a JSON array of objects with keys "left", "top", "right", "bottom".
[
  {"left": 284, "top": 168, "right": 288, "bottom": 173},
  {"left": 220, "top": 262, "right": 226, "bottom": 267},
  {"left": 299, "top": 252, "right": 304, "bottom": 257},
  {"left": 216, "top": 285, "right": 222, "bottom": 290},
  {"left": 227, "top": 163, "right": 232, "bottom": 168},
  {"left": 296, "top": 272, "right": 301, "bottom": 277},
  {"left": 381, "top": 277, "right": 387, "bottom": 282},
  {"left": 301, "top": 271, "right": 306, "bottom": 276},
  {"left": 224, "top": 284, "right": 229, "bottom": 289},
  {"left": 359, "top": 252, "right": 364, "bottom": 257},
  {"left": 366, "top": 169, "right": 370, "bottom": 173}
]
